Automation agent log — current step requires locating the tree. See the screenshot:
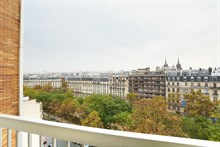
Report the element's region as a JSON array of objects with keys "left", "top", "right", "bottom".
[
  {"left": 209, "top": 120, "right": 220, "bottom": 141},
  {"left": 23, "top": 86, "right": 38, "bottom": 99},
  {"left": 83, "top": 94, "right": 131, "bottom": 128},
  {"left": 111, "top": 112, "right": 131, "bottom": 131},
  {"left": 212, "top": 100, "right": 220, "bottom": 118},
  {"left": 183, "top": 90, "right": 214, "bottom": 117},
  {"left": 126, "top": 93, "right": 138, "bottom": 107},
  {"left": 168, "top": 92, "right": 182, "bottom": 113},
  {"left": 42, "top": 83, "right": 53, "bottom": 92},
  {"left": 58, "top": 98, "right": 81, "bottom": 124},
  {"left": 33, "top": 85, "right": 42, "bottom": 91},
  {"left": 182, "top": 116, "right": 213, "bottom": 140},
  {"left": 81, "top": 110, "right": 103, "bottom": 128},
  {"left": 47, "top": 100, "right": 61, "bottom": 115},
  {"left": 131, "top": 96, "right": 186, "bottom": 137}
]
